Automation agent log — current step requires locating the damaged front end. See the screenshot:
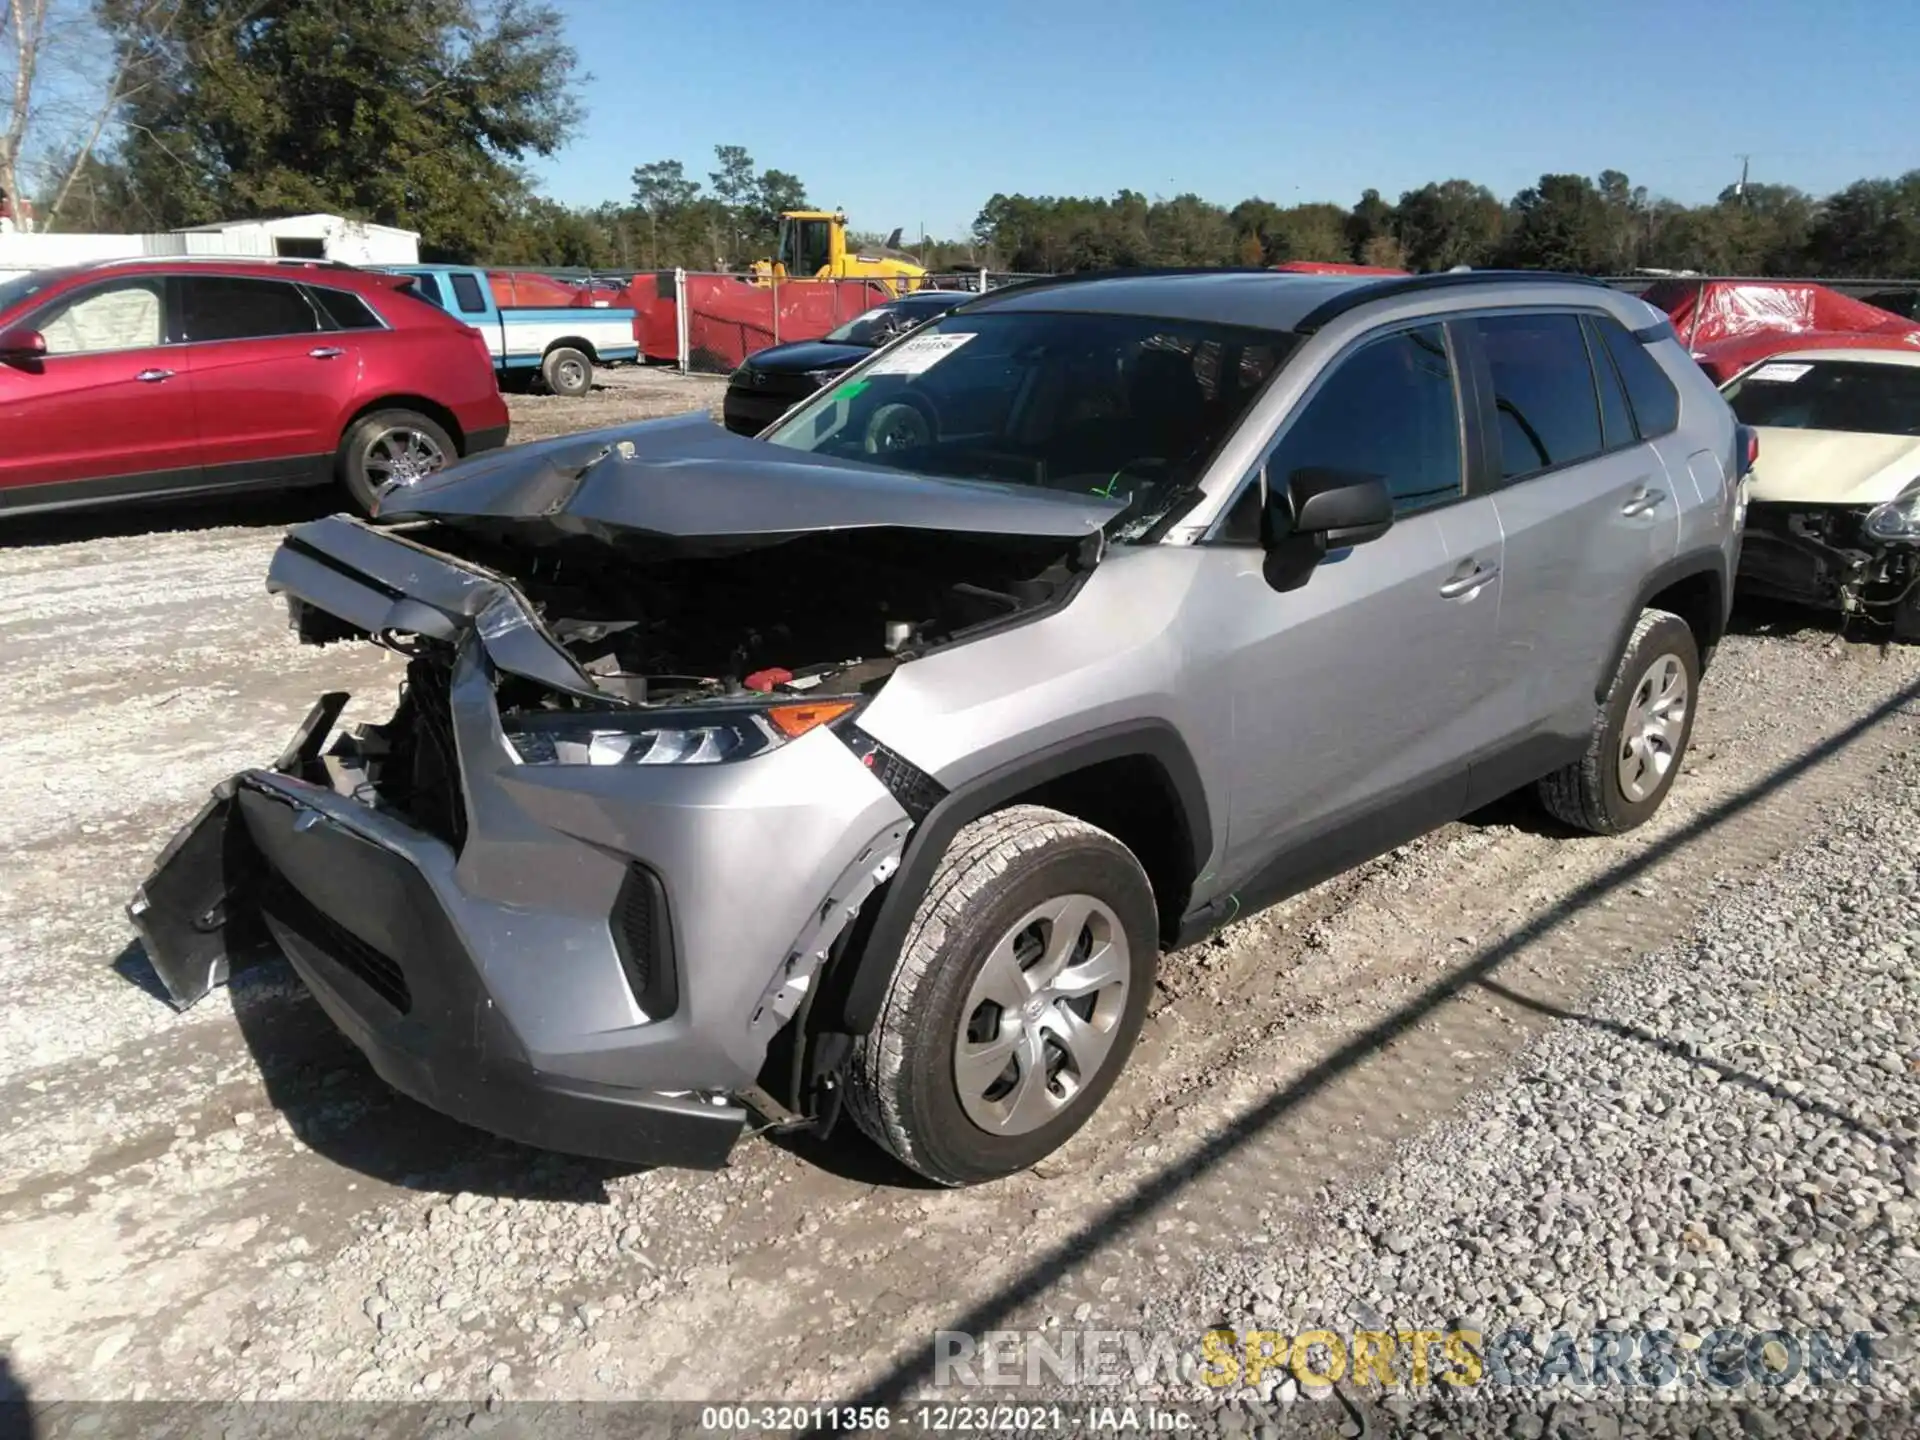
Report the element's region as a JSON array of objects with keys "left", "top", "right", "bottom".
[
  {"left": 1738, "top": 492, "right": 1920, "bottom": 635},
  {"left": 127, "top": 419, "right": 1114, "bottom": 1167}
]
